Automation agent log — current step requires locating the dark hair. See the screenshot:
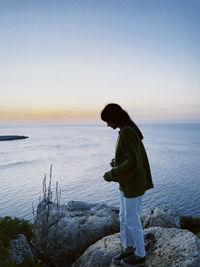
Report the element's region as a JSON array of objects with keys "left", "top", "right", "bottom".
[{"left": 101, "top": 103, "right": 143, "bottom": 140}]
